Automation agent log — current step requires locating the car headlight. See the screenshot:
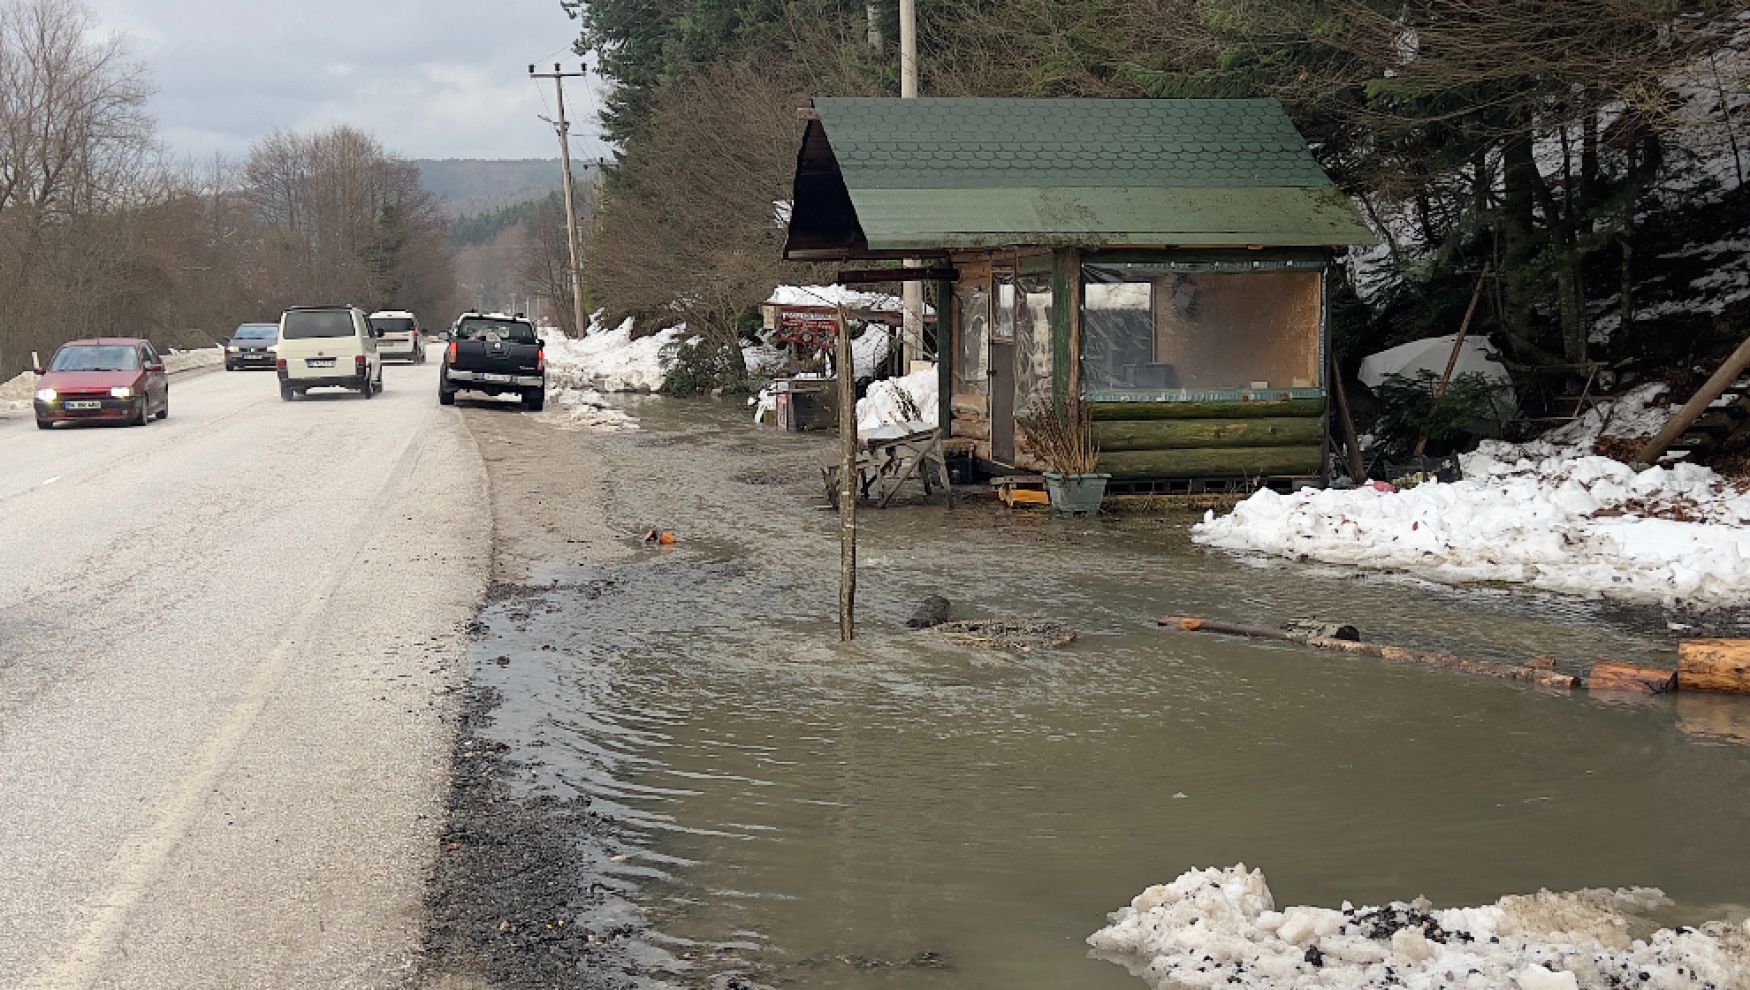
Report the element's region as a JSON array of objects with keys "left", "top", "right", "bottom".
[
  {"left": 110, "top": 386, "right": 134, "bottom": 399},
  {"left": 227, "top": 345, "right": 238, "bottom": 352},
  {"left": 35, "top": 388, "right": 56, "bottom": 402},
  {"left": 268, "top": 344, "right": 278, "bottom": 353}
]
